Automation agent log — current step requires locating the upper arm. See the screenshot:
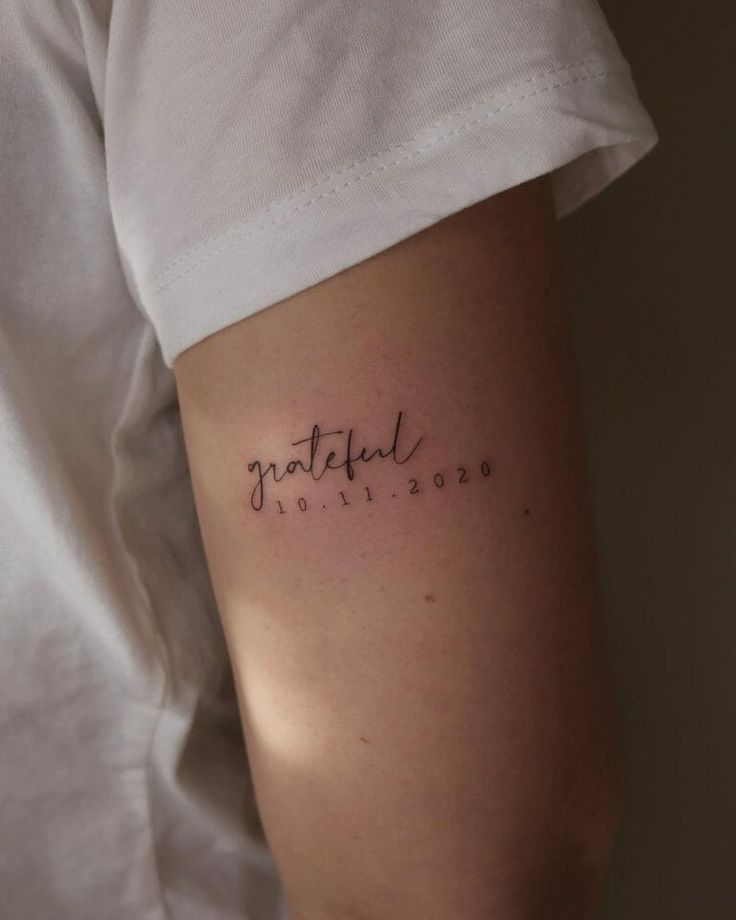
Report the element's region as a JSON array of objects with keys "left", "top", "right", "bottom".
[{"left": 173, "top": 175, "right": 619, "bottom": 920}]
